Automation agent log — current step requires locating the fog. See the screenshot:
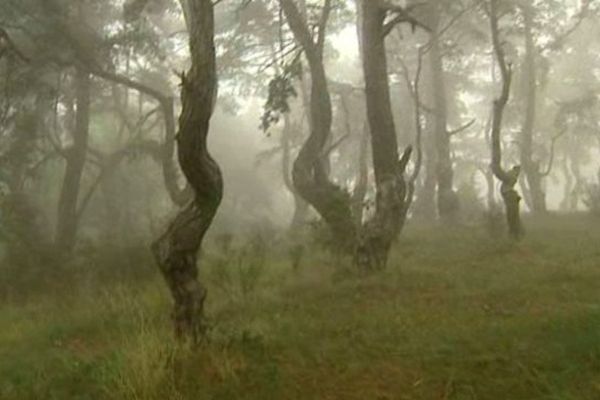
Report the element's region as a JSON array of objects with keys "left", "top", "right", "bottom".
[{"left": 1, "top": 0, "right": 600, "bottom": 398}]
